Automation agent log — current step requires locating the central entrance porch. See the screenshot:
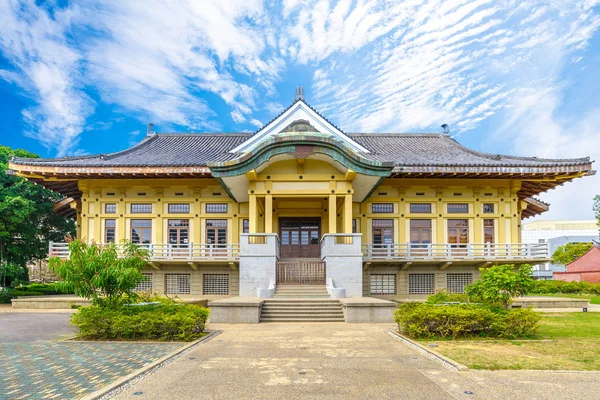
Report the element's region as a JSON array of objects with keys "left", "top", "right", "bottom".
[{"left": 277, "top": 217, "right": 325, "bottom": 285}]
